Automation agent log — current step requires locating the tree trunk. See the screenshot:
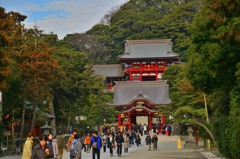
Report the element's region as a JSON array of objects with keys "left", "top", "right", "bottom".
[
  {"left": 30, "top": 101, "right": 37, "bottom": 134},
  {"left": 30, "top": 86, "right": 38, "bottom": 134},
  {"left": 19, "top": 98, "right": 26, "bottom": 148},
  {"left": 67, "top": 112, "right": 71, "bottom": 132},
  {"left": 203, "top": 93, "right": 209, "bottom": 124},
  {"left": 194, "top": 121, "right": 218, "bottom": 147},
  {"left": 48, "top": 94, "right": 56, "bottom": 135}
]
